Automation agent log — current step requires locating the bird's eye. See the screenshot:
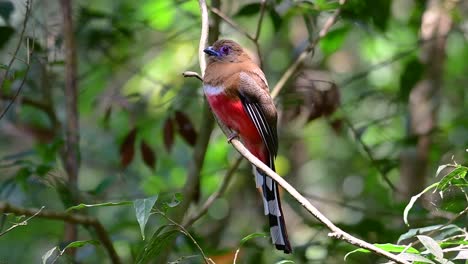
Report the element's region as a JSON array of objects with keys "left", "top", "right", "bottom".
[{"left": 220, "top": 46, "right": 230, "bottom": 55}]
